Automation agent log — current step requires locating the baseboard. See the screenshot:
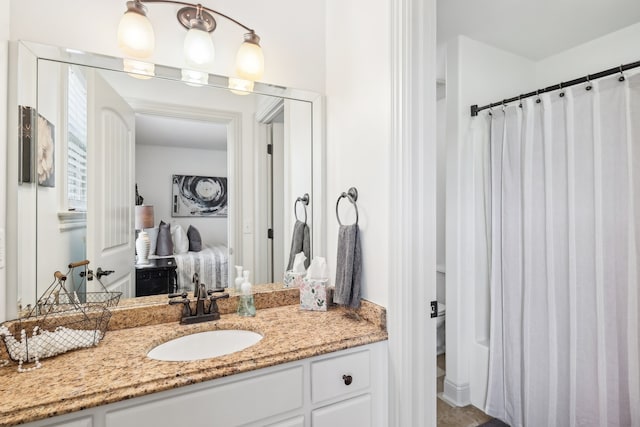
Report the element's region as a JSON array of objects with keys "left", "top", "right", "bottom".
[{"left": 441, "top": 377, "right": 471, "bottom": 407}]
